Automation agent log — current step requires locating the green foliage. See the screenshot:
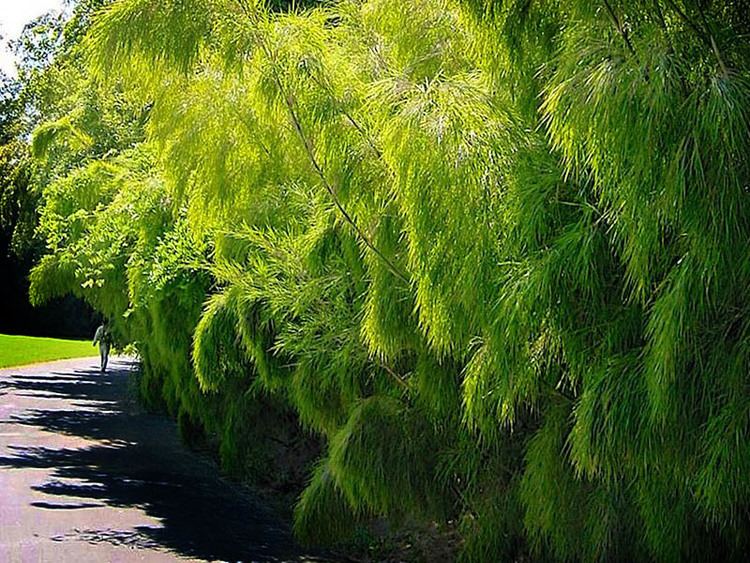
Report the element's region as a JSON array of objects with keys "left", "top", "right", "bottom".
[
  {"left": 327, "top": 396, "right": 444, "bottom": 517},
  {"left": 26, "top": 0, "right": 750, "bottom": 560},
  {"left": 0, "top": 139, "right": 34, "bottom": 256},
  {"left": 294, "top": 459, "right": 364, "bottom": 545}
]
